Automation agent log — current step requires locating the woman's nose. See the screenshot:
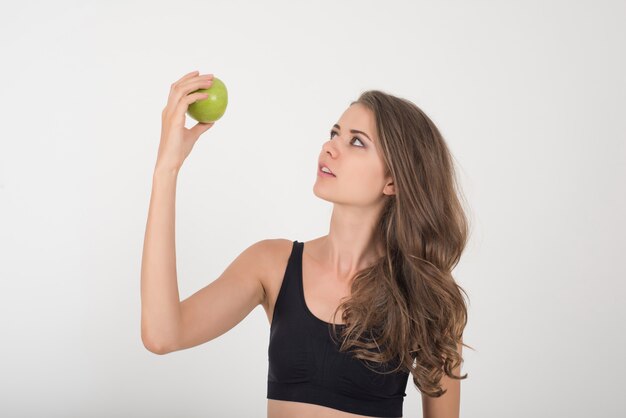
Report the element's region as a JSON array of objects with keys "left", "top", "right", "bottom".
[{"left": 322, "top": 139, "right": 336, "bottom": 155}]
